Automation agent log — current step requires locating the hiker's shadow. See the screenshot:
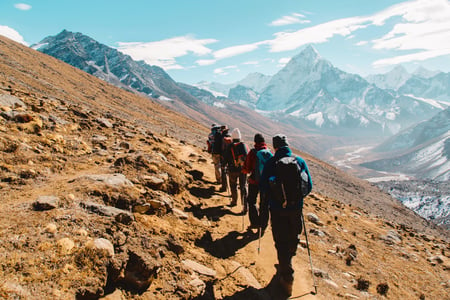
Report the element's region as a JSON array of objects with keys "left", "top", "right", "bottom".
[
  {"left": 193, "top": 274, "right": 292, "bottom": 300},
  {"left": 186, "top": 204, "right": 241, "bottom": 222},
  {"left": 195, "top": 229, "right": 259, "bottom": 259},
  {"left": 187, "top": 169, "right": 217, "bottom": 186},
  {"left": 221, "top": 274, "right": 294, "bottom": 300},
  {"left": 188, "top": 185, "right": 216, "bottom": 199}
]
